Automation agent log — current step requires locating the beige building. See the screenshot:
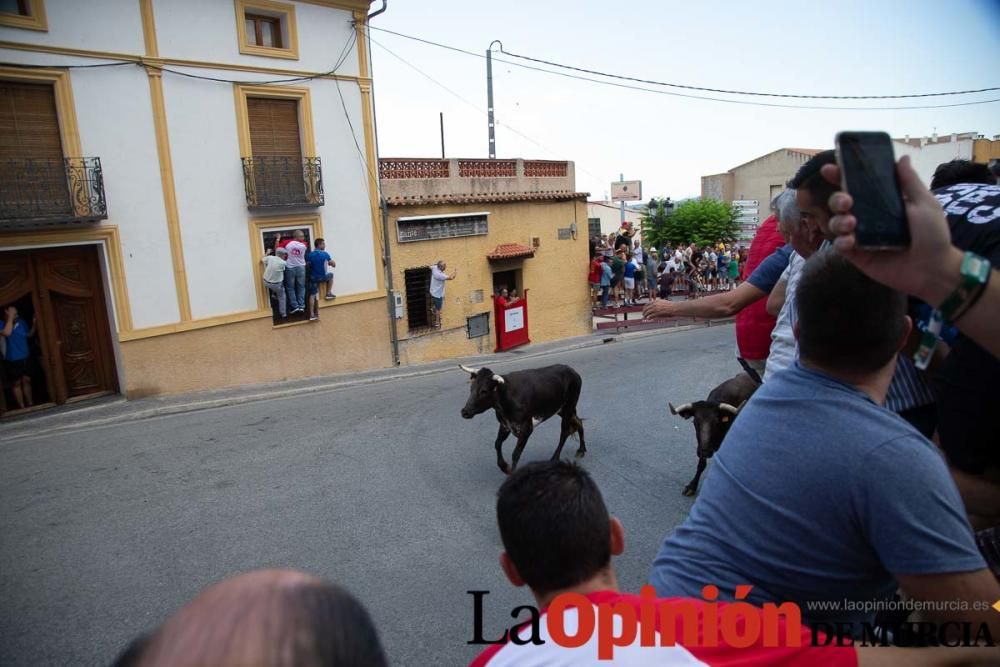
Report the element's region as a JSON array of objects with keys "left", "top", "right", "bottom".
[
  {"left": 380, "top": 158, "right": 592, "bottom": 365},
  {"left": 586, "top": 200, "right": 643, "bottom": 241},
  {"left": 702, "top": 148, "right": 820, "bottom": 239}
]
